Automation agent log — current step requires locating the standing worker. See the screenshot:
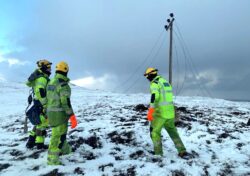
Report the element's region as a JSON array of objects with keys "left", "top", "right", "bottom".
[
  {"left": 26, "top": 59, "right": 52, "bottom": 149},
  {"left": 144, "top": 67, "right": 188, "bottom": 158},
  {"left": 46, "top": 61, "right": 78, "bottom": 165}
]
